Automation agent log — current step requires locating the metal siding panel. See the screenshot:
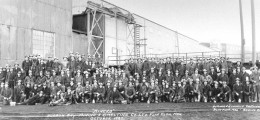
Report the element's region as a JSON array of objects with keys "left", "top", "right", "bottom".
[
  {"left": 9, "top": 0, "right": 18, "bottom": 27},
  {"left": 50, "top": 5, "right": 56, "bottom": 32},
  {"left": 0, "top": 0, "right": 12, "bottom": 25},
  {"left": 55, "top": 34, "right": 61, "bottom": 58},
  {"left": 10, "top": 27, "right": 17, "bottom": 61},
  {"left": 66, "top": 11, "right": 72, "bottom": 35},
  {"left": 0, "top": 25, "right": 10, "bottom": 64},
  {"left": 104, "top": 37, "right": 116, "bottom": 65},
  {"left": 105, "top": 15, "right": 116, "bottom": 38},
  {"left": 117, "top": 19, "right": 127, "bottom": 41},
  {"left": 24, "top": 29, "right": 32, "bottom": 56},
  {"left": 55, "top": 8, "right": 62, "bottom": 33},
  {"left": 17, "top": 28, "right": 26, "bottom": 61},
  {"left": 32, "top": 0, "right": 40, "bottom": 30},
  {"left": 17, "top": 0, "right": 32, "bottom": 29},
  {"left": 44, "top": 4, "right": 51, "bottom": 31}
]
